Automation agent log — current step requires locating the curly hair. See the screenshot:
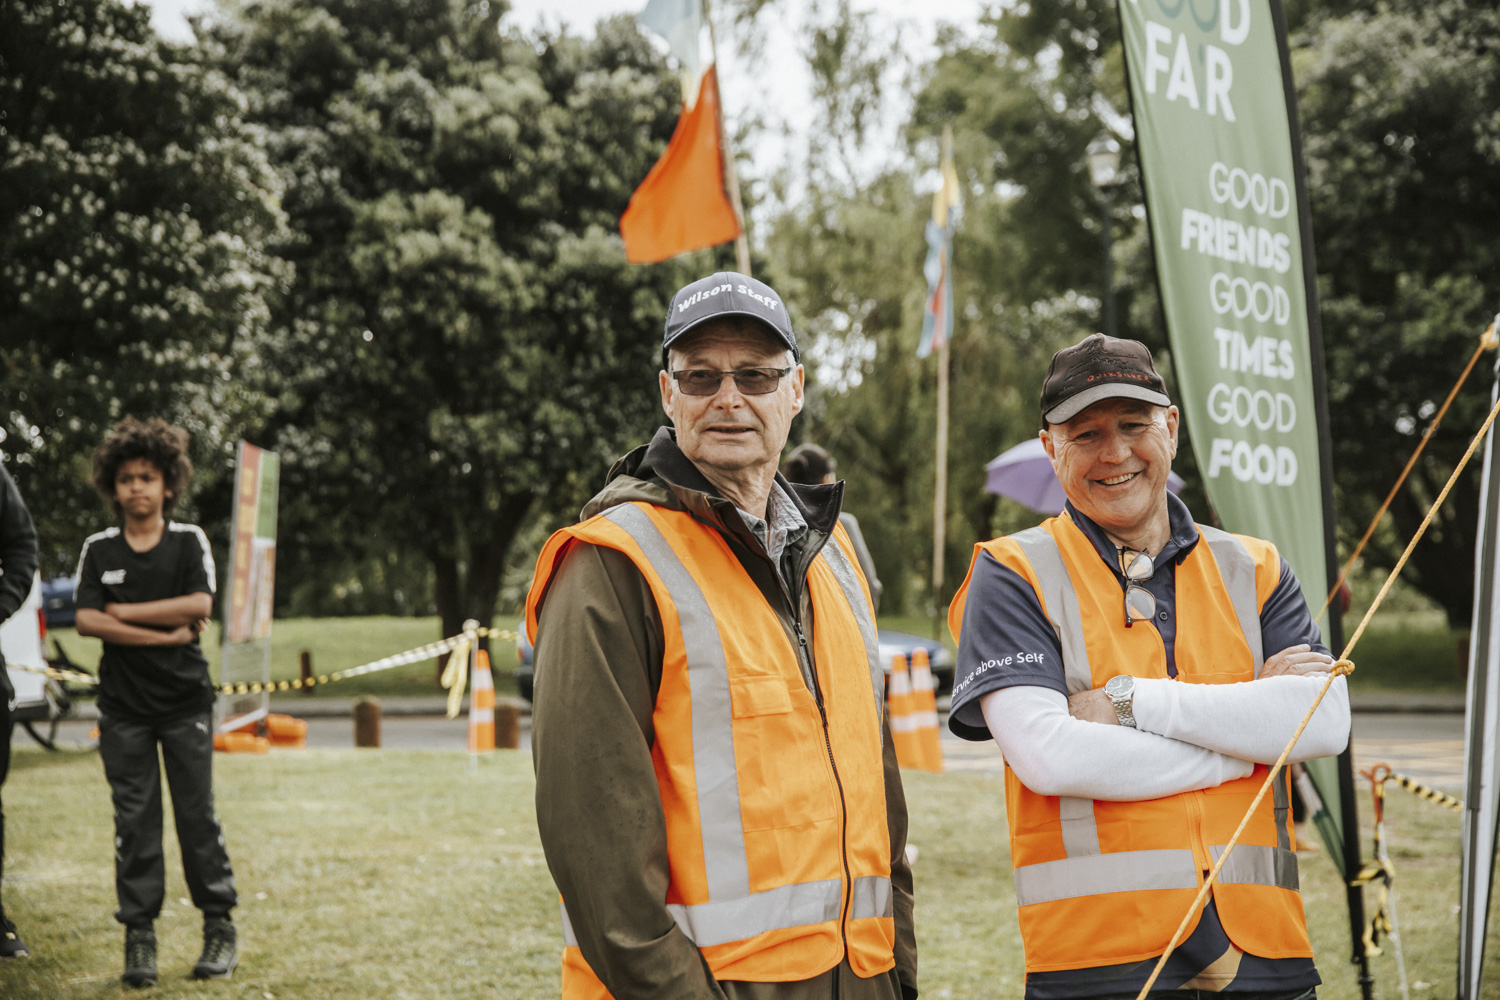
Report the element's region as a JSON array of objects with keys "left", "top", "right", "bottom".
[{"left": 92, "top": 417, "right": 194, "bottom": 517}]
